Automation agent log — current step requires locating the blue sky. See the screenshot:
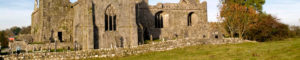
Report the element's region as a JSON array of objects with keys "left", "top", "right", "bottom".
[{"left": 0, "top": 0, "right": 299, "bottom": 30}]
